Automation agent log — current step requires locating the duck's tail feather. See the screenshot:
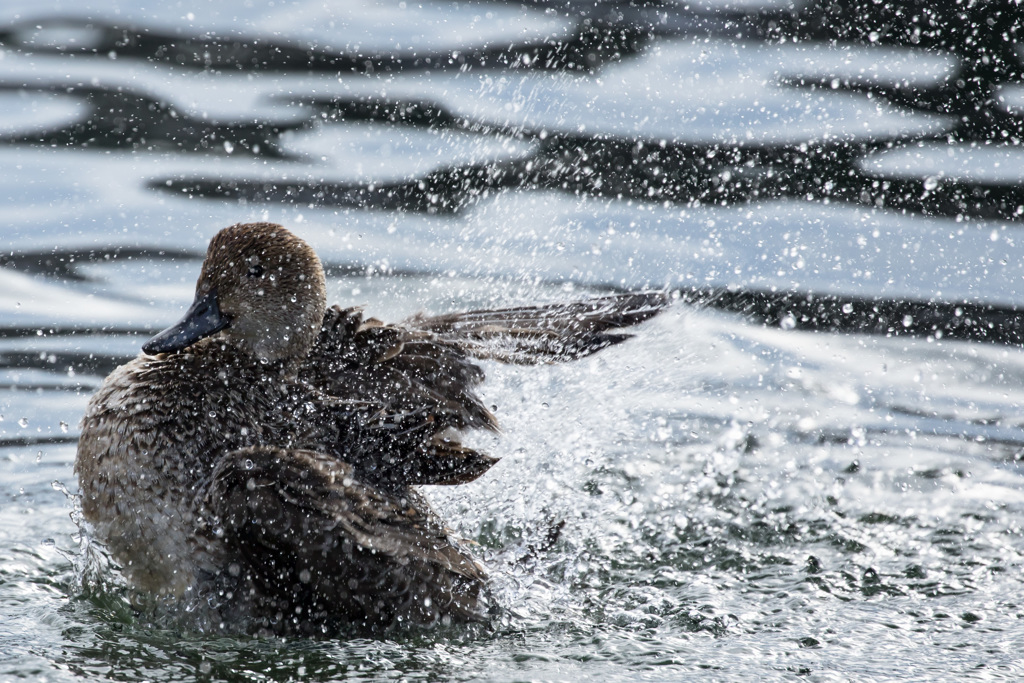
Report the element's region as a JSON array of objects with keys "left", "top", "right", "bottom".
[{"left": 406, "top": 291, "right": 671, "bottom": 364}]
